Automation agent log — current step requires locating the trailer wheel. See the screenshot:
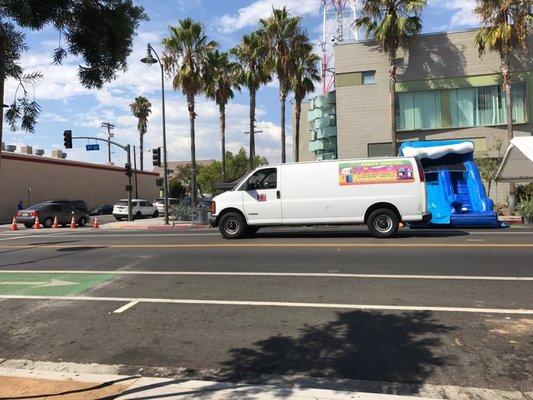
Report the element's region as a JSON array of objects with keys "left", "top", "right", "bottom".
[
  {"left": 367, "top": 208, "right": 399, "bottom": 238},
  {"left": 219, "top": 212, "right": 246, "bottom": 239}
]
